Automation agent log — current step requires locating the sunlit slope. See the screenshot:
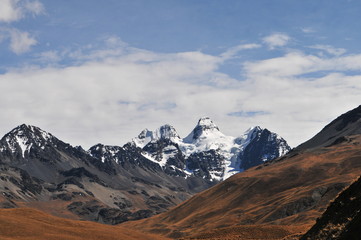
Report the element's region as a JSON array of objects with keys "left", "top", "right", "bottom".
[{"left": 0, "top": 208, "right": 168, "bottom": 240}]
